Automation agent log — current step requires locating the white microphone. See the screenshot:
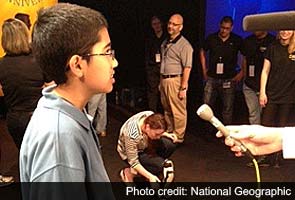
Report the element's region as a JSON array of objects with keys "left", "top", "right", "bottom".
[{"left": 196, "top": 104, "right": 254, "bottom": 159}]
